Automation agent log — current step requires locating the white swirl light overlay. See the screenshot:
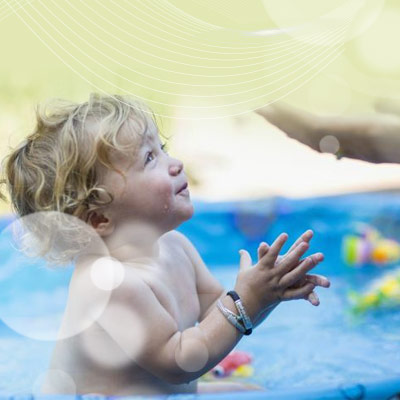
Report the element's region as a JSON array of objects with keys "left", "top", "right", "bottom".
[{"left": 1, "top": 0, "right": 386, "bottom": 118}]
